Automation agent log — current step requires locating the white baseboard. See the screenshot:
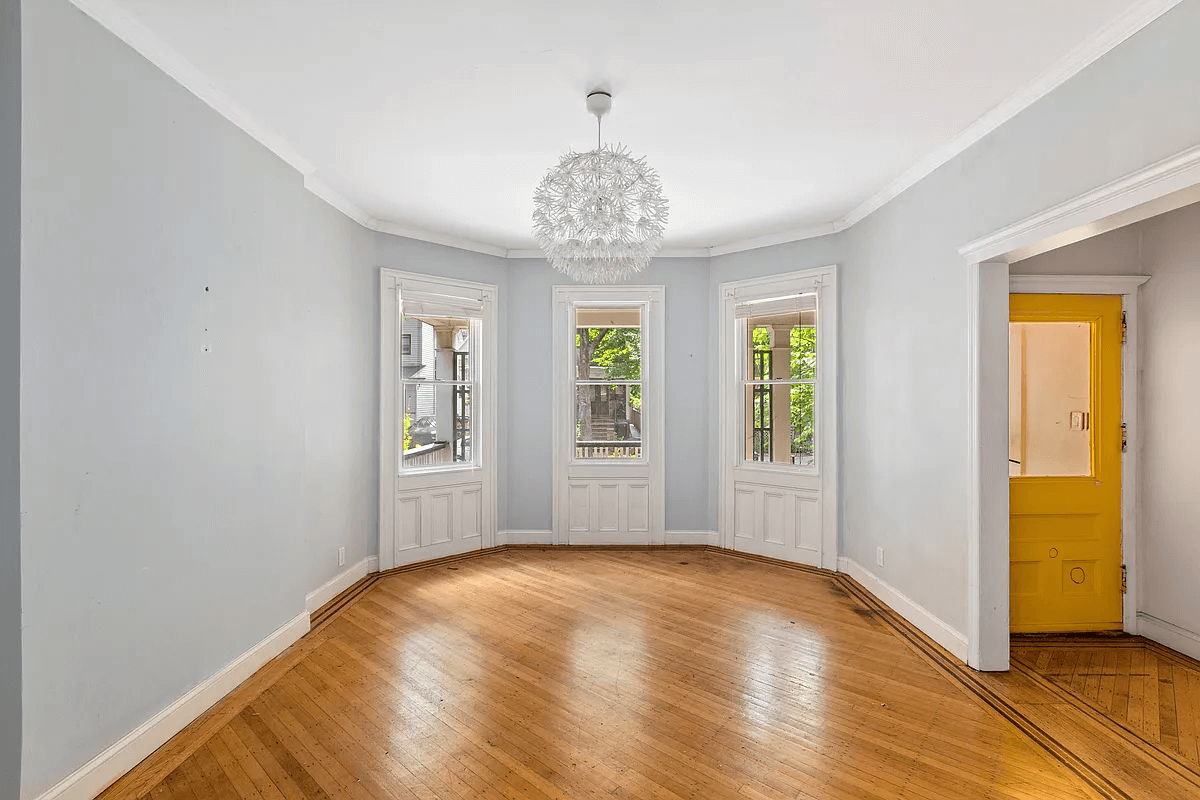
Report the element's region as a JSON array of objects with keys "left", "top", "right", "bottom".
[
  {"left": 305, "top": 555, "right": 376, "bottom": 615},
  {"left": 36, "top": 610, "right": 310, "bottom": 800},
  {"left": 1138, "top": 612, "right": 1200, "bottom": 661},
  {"left": 664, "top": 530, "right": 720, "bottom": 545},
  {"left": 496, "top": 530, "right": 554, "bottom": 545},
  {"left": 838, "top": 556, "right": 969, "bottom": 663}
]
